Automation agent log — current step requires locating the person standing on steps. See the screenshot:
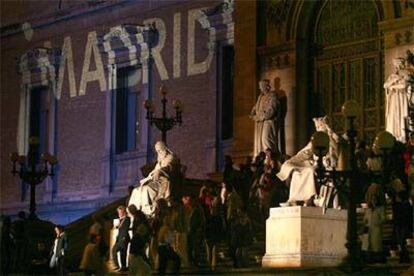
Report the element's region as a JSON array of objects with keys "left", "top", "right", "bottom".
[{"left": 112, "top": 205, "right": 130, "bottom": 272}]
